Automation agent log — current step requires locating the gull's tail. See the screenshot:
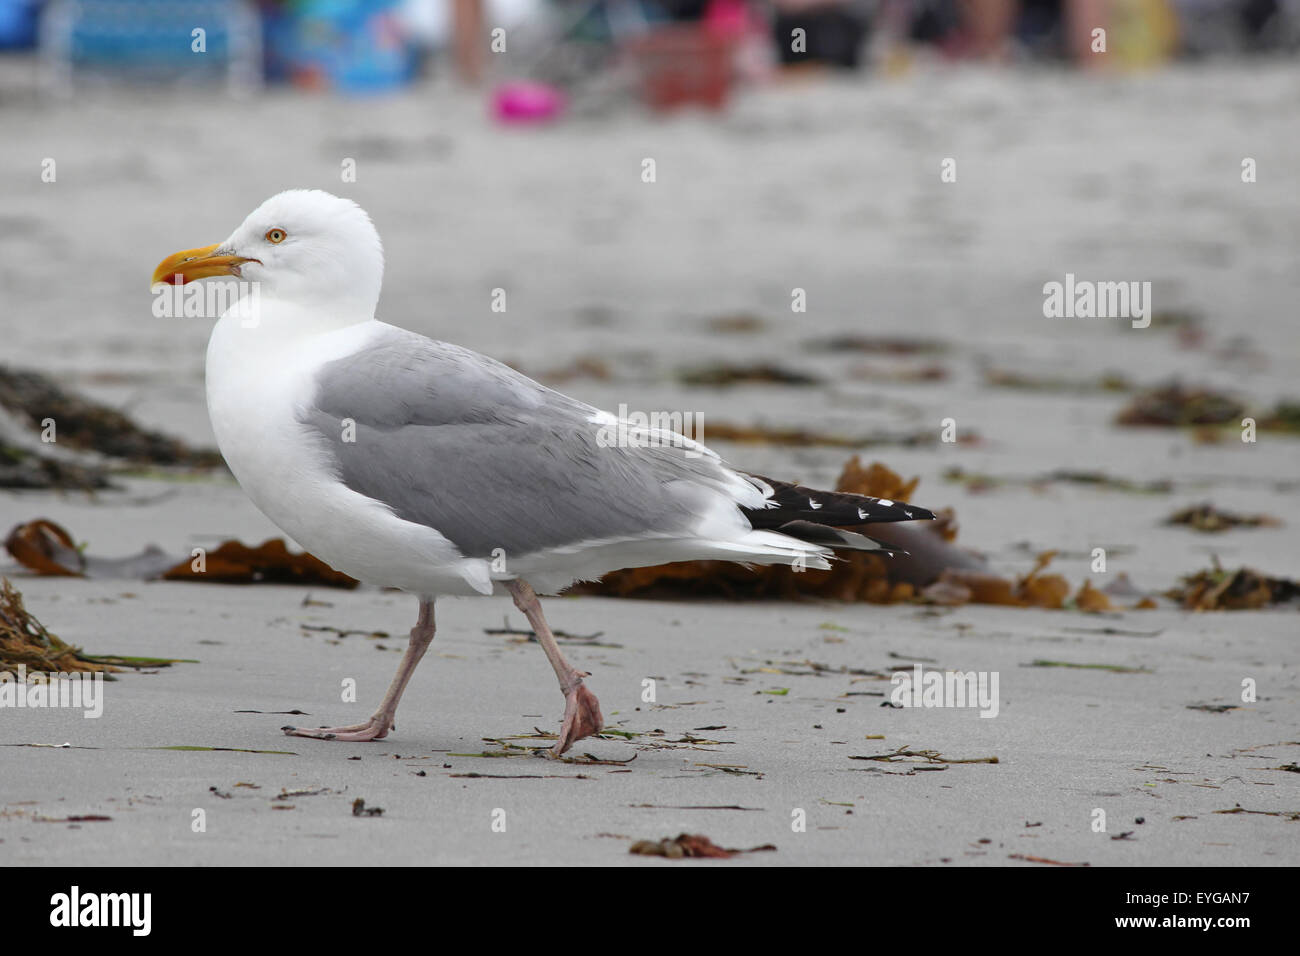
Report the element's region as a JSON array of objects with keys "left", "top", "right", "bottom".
[{"left": 740, "top": 474, "right": 935, "bottom": 554}]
